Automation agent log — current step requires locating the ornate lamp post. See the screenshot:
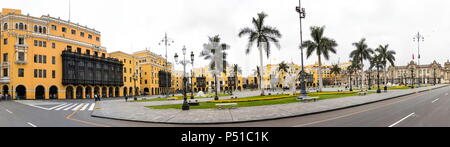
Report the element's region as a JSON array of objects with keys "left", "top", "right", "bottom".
[
  {"left": 413, "top": 32, "right": 424, "bottom": 87},
  {"left": 190, "top": 51, "right": 195, "bottom": 99},
  {"left": 174, "top": 46, "right": 194, "bottom": 110},
  {"left": 296, "top": 0, "right": 308, "bottom": 97},
  {"left": 159, "top": 33, "right": 175, "bottom": 98},
  {"left": 133, "top": 71, "right": 138, "bottom": 101}
]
